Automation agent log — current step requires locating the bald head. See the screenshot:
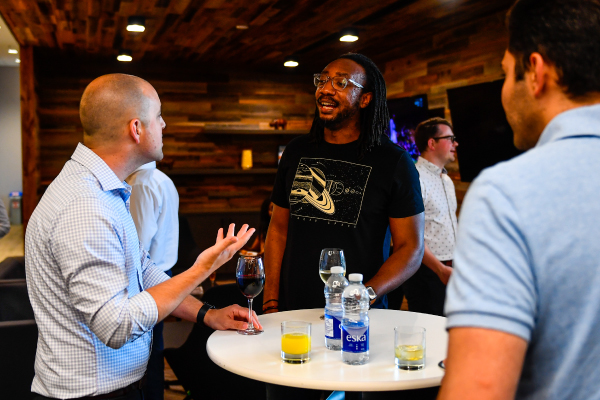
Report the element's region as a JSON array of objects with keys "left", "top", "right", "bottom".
[{"left": 80, "top": 74, "right": 155, "bottom": 143}]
